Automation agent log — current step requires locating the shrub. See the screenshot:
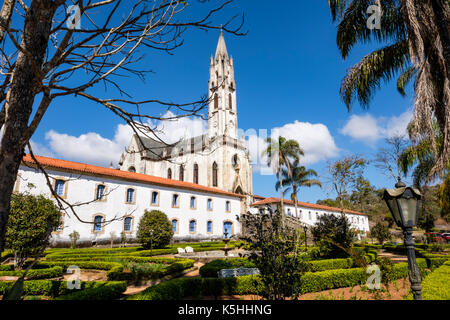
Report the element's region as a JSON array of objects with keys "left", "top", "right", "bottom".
[
  {"left": 6, "top": 193, "right": 60, "bottom": 268},
  {"left": 310, "top": 214, "right": 356, "bottom": 258},
  {"left": 370, "top": 222, "right": 392, "bottom": 244},
  {"left": 0, "top": 266, "right": 63, "bottom": 280},
  {"left": 69, "top": 231, "right": 80, "bottom": 249},
  {"left": 136, "top": 210, "right": 173, "bottom": 249},
  {"left": 55, "top": 281, "right": 127, "bottom": 300},
  {"left": 0, "top": 280, "right": 117, "bottom": 297}
]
